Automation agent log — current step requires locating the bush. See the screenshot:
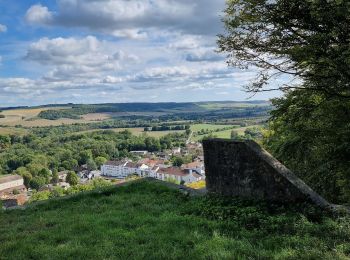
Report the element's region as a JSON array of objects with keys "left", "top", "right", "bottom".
[{"left": 66, "top": 171, "right": 79, "bottom": 186}]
